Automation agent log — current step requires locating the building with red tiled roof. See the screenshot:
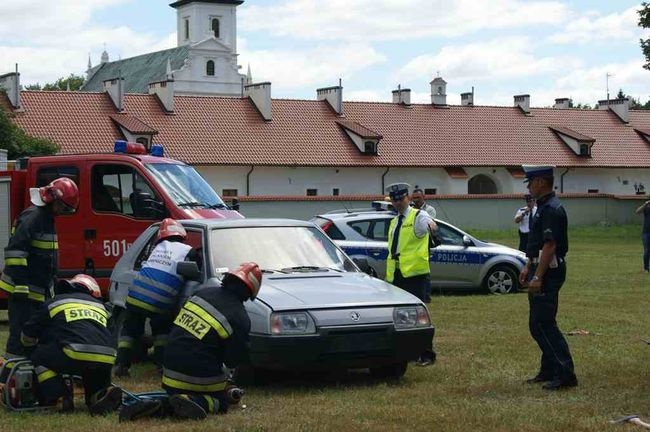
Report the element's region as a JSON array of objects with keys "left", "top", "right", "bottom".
[{"left": 1, "top": 74, "right": 650, "bottom": 199}]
